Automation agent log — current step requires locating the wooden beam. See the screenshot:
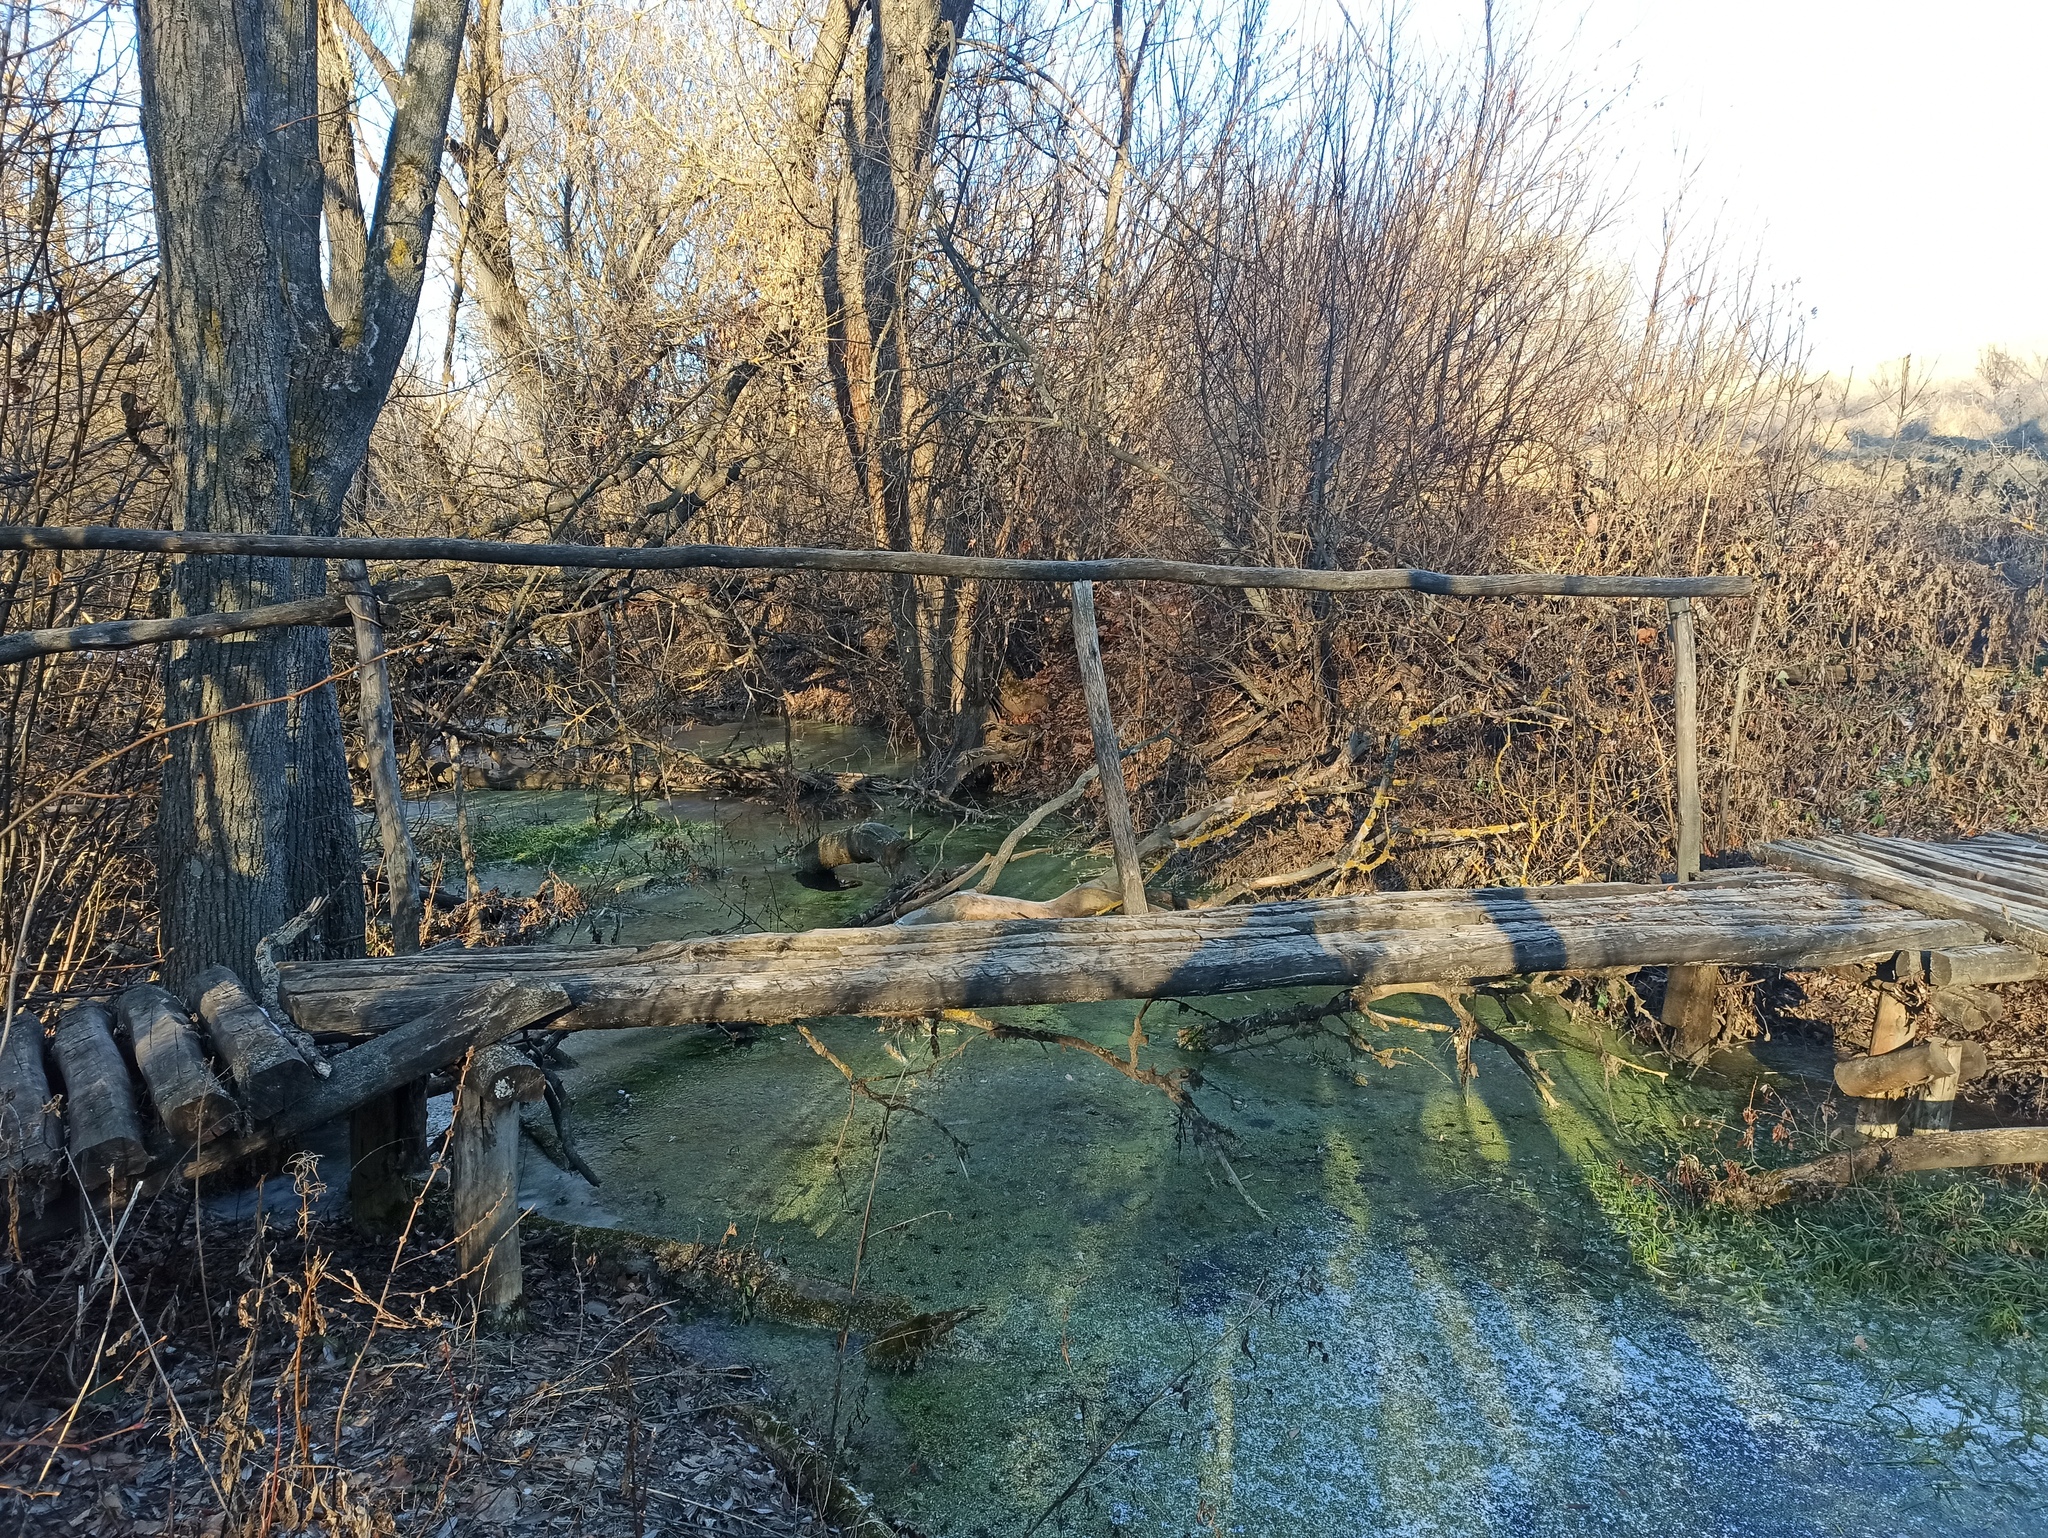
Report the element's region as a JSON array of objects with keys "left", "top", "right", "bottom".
[
  {"left": 49, "top": 1002, "right": 146, "bottom": 1189},
  {"left": 0, "top": 575, "right": 452, "bottom": 666},
  {"left": 453, "top": 1042, "right": 544, "bottom": 1312},
  {"left": 183, "top": 979, "right": 569, "bottom": 1179},
  {"left": 1926, "top": 942, "right": 2048, "bottom": 987},
  {"left": 1835, "top": 1038, "right": 1986, "bottom": 1098},
  {"left": 0, "top": 524, "right": 1756, "bottom": 599},
  {"left": 1069, "top": 581, "right": 1147, "bottom": 916},
  {"left": 276, "top": 872, "right": 1980, "bottom": 1037},
  {"left": 1667, "top": 597, "right": 1702, "bottom": 881},
  {"left": 1710, "top": 1126, "right": 2048, "bottom": 1209}
]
